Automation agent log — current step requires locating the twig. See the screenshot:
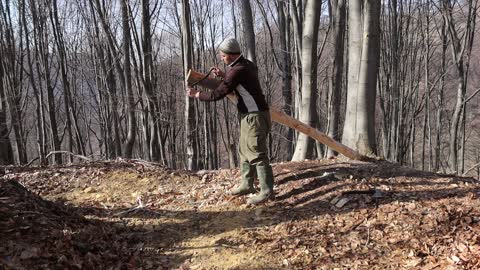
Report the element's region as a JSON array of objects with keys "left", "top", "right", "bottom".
[
  {"left": 464, "top": 87, "right": 480, "bottom": 105},
  {"left": 46, "top": 151, "right": 92, "bottom": 162},
  {"left": 112, "top": 196, "right": 161, "bottom": 217},
  {"left": 365, "top": 225, "right": 371, "bottom": 248},
  {"left": 341, "top": 217, "right": 366, "bottom": 234},
  {"left": 113, "top": 196, "right": 144, "bottom": 217},
  {"left": 131, "top": 159, "right": 165, "bottom": 168},
  {"left": 24, "top": 157, "right": 39, "bottom": 167}
]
